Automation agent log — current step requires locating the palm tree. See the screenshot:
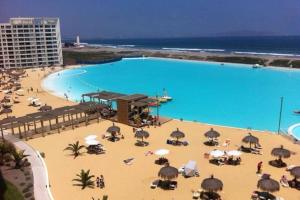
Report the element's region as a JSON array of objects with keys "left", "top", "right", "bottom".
[
  {"left": 11, "top": 149, "right": 29, "bottom": 169},
  {"left": 0, "top": 141, "right": 16, "bottom": 165},
  {"left": 72, "top": 169, "right": 95, "bottom": 189},
  {"left": 64, "top": 141, "right": 85, "bottom": 158}
]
